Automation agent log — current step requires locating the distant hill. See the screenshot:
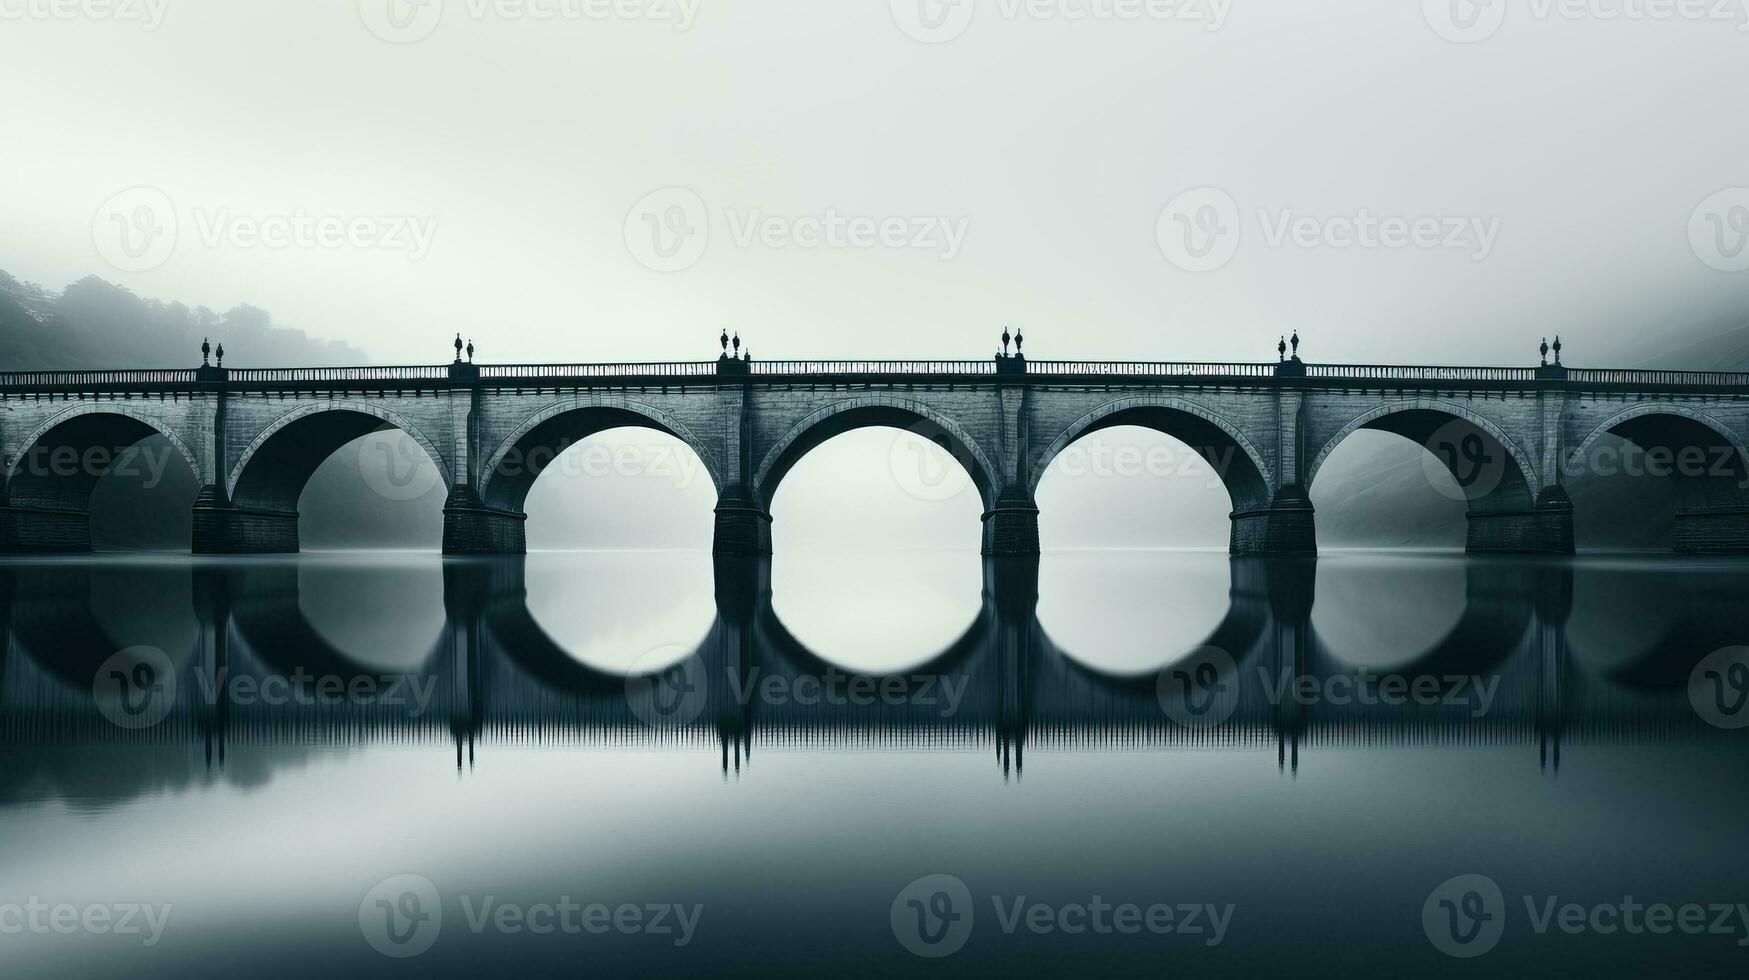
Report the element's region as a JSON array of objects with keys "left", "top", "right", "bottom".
[
  {"left": 0, "top": 269, "right": 367, "bottom": 371},
  {"left": 0, "top": 269, "right": 375, "bottom": 549}
]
